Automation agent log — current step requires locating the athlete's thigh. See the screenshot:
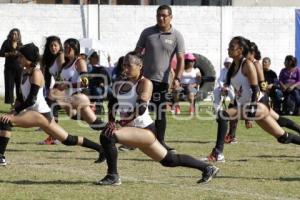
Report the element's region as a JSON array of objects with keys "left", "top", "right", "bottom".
[
  {"left": 139, "top": 140, "right": 167, "bottom": 162},
  {"left": 11, "top": 111, "right": 48, "bottom": 128},
  {"left": 115, "top": 127, "right": 156, "bottom": 148}
]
